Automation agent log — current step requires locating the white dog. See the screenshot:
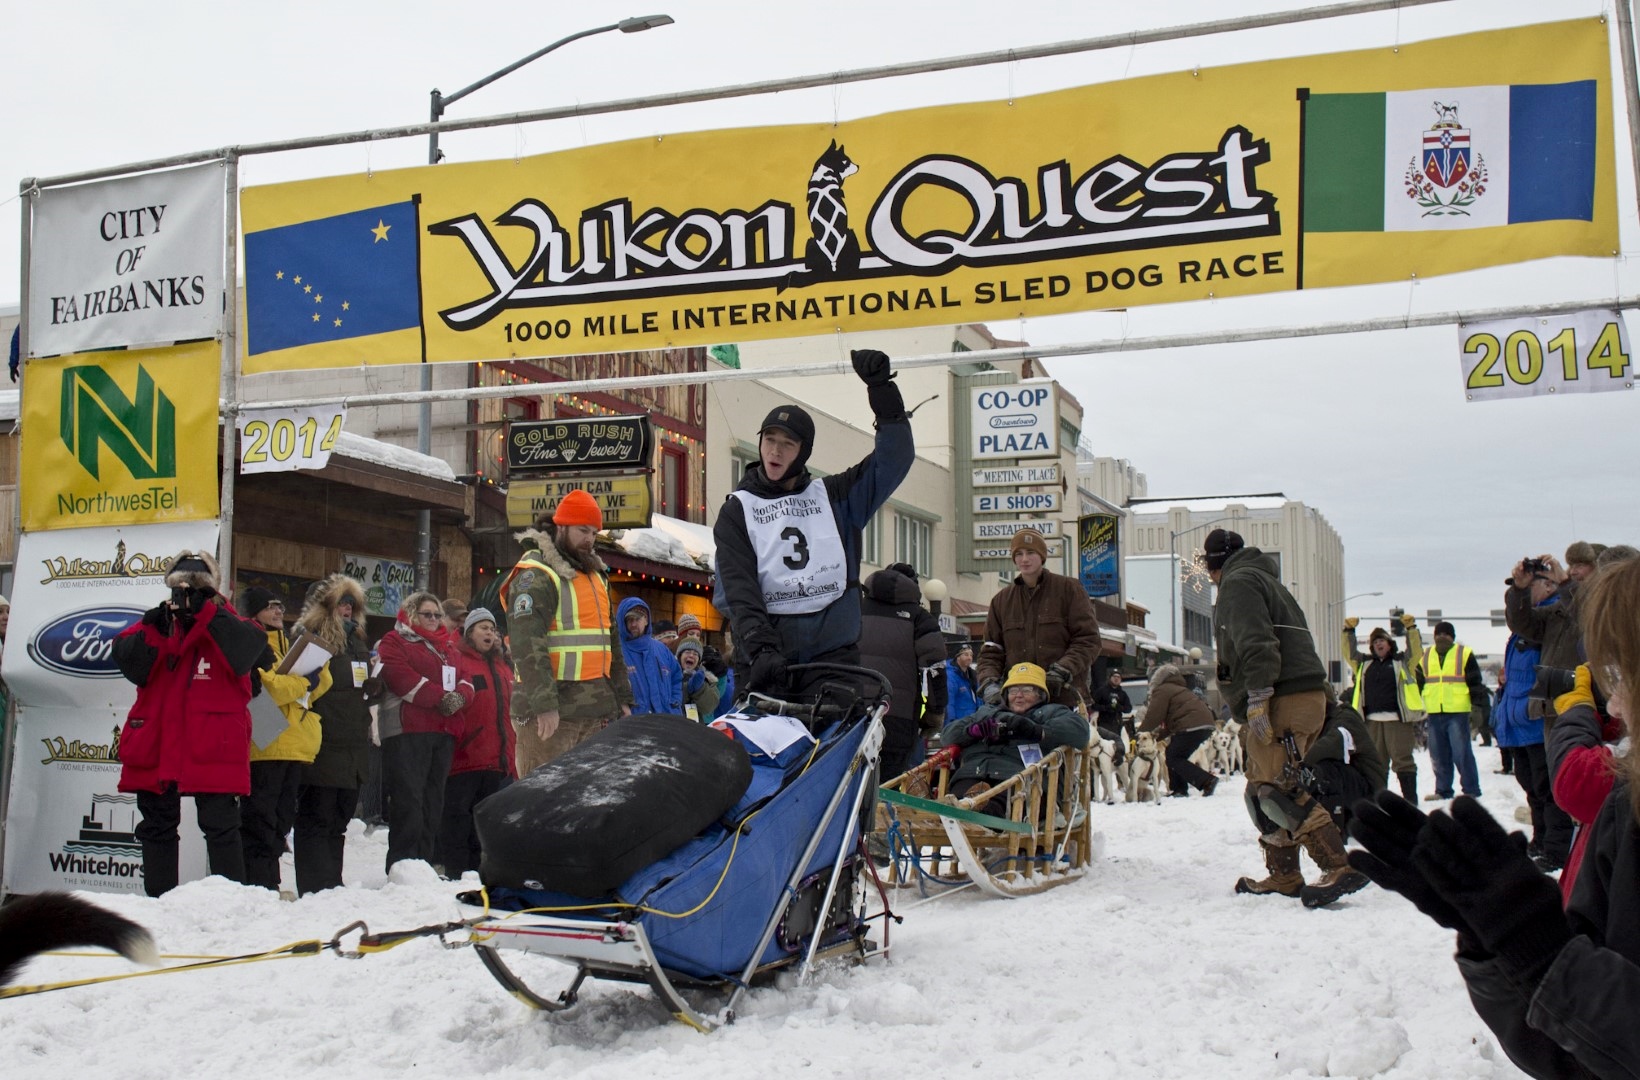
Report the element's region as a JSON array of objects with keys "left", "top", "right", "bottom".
[
  {"left": 1088, "top": 727, "right": 1122, "bottom": 805},
  {"left": 1126, "top": 731, "right": 1167, "bottom": 805},
  {"left": 1212, "top": 721, "right": 1245, "bottom": 775}
]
